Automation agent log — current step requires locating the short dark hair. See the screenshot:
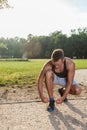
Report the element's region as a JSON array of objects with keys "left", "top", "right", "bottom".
[{"left": 51, "top": 49, "right": 64, "bottom": 62}]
